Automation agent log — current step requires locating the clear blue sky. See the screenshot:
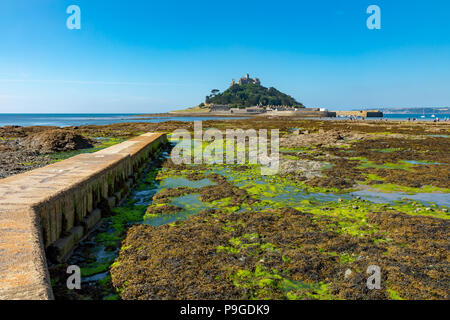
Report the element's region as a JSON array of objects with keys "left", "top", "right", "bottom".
[{"left": 0, "top": 0, "right": 449, "bottom": 113}]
